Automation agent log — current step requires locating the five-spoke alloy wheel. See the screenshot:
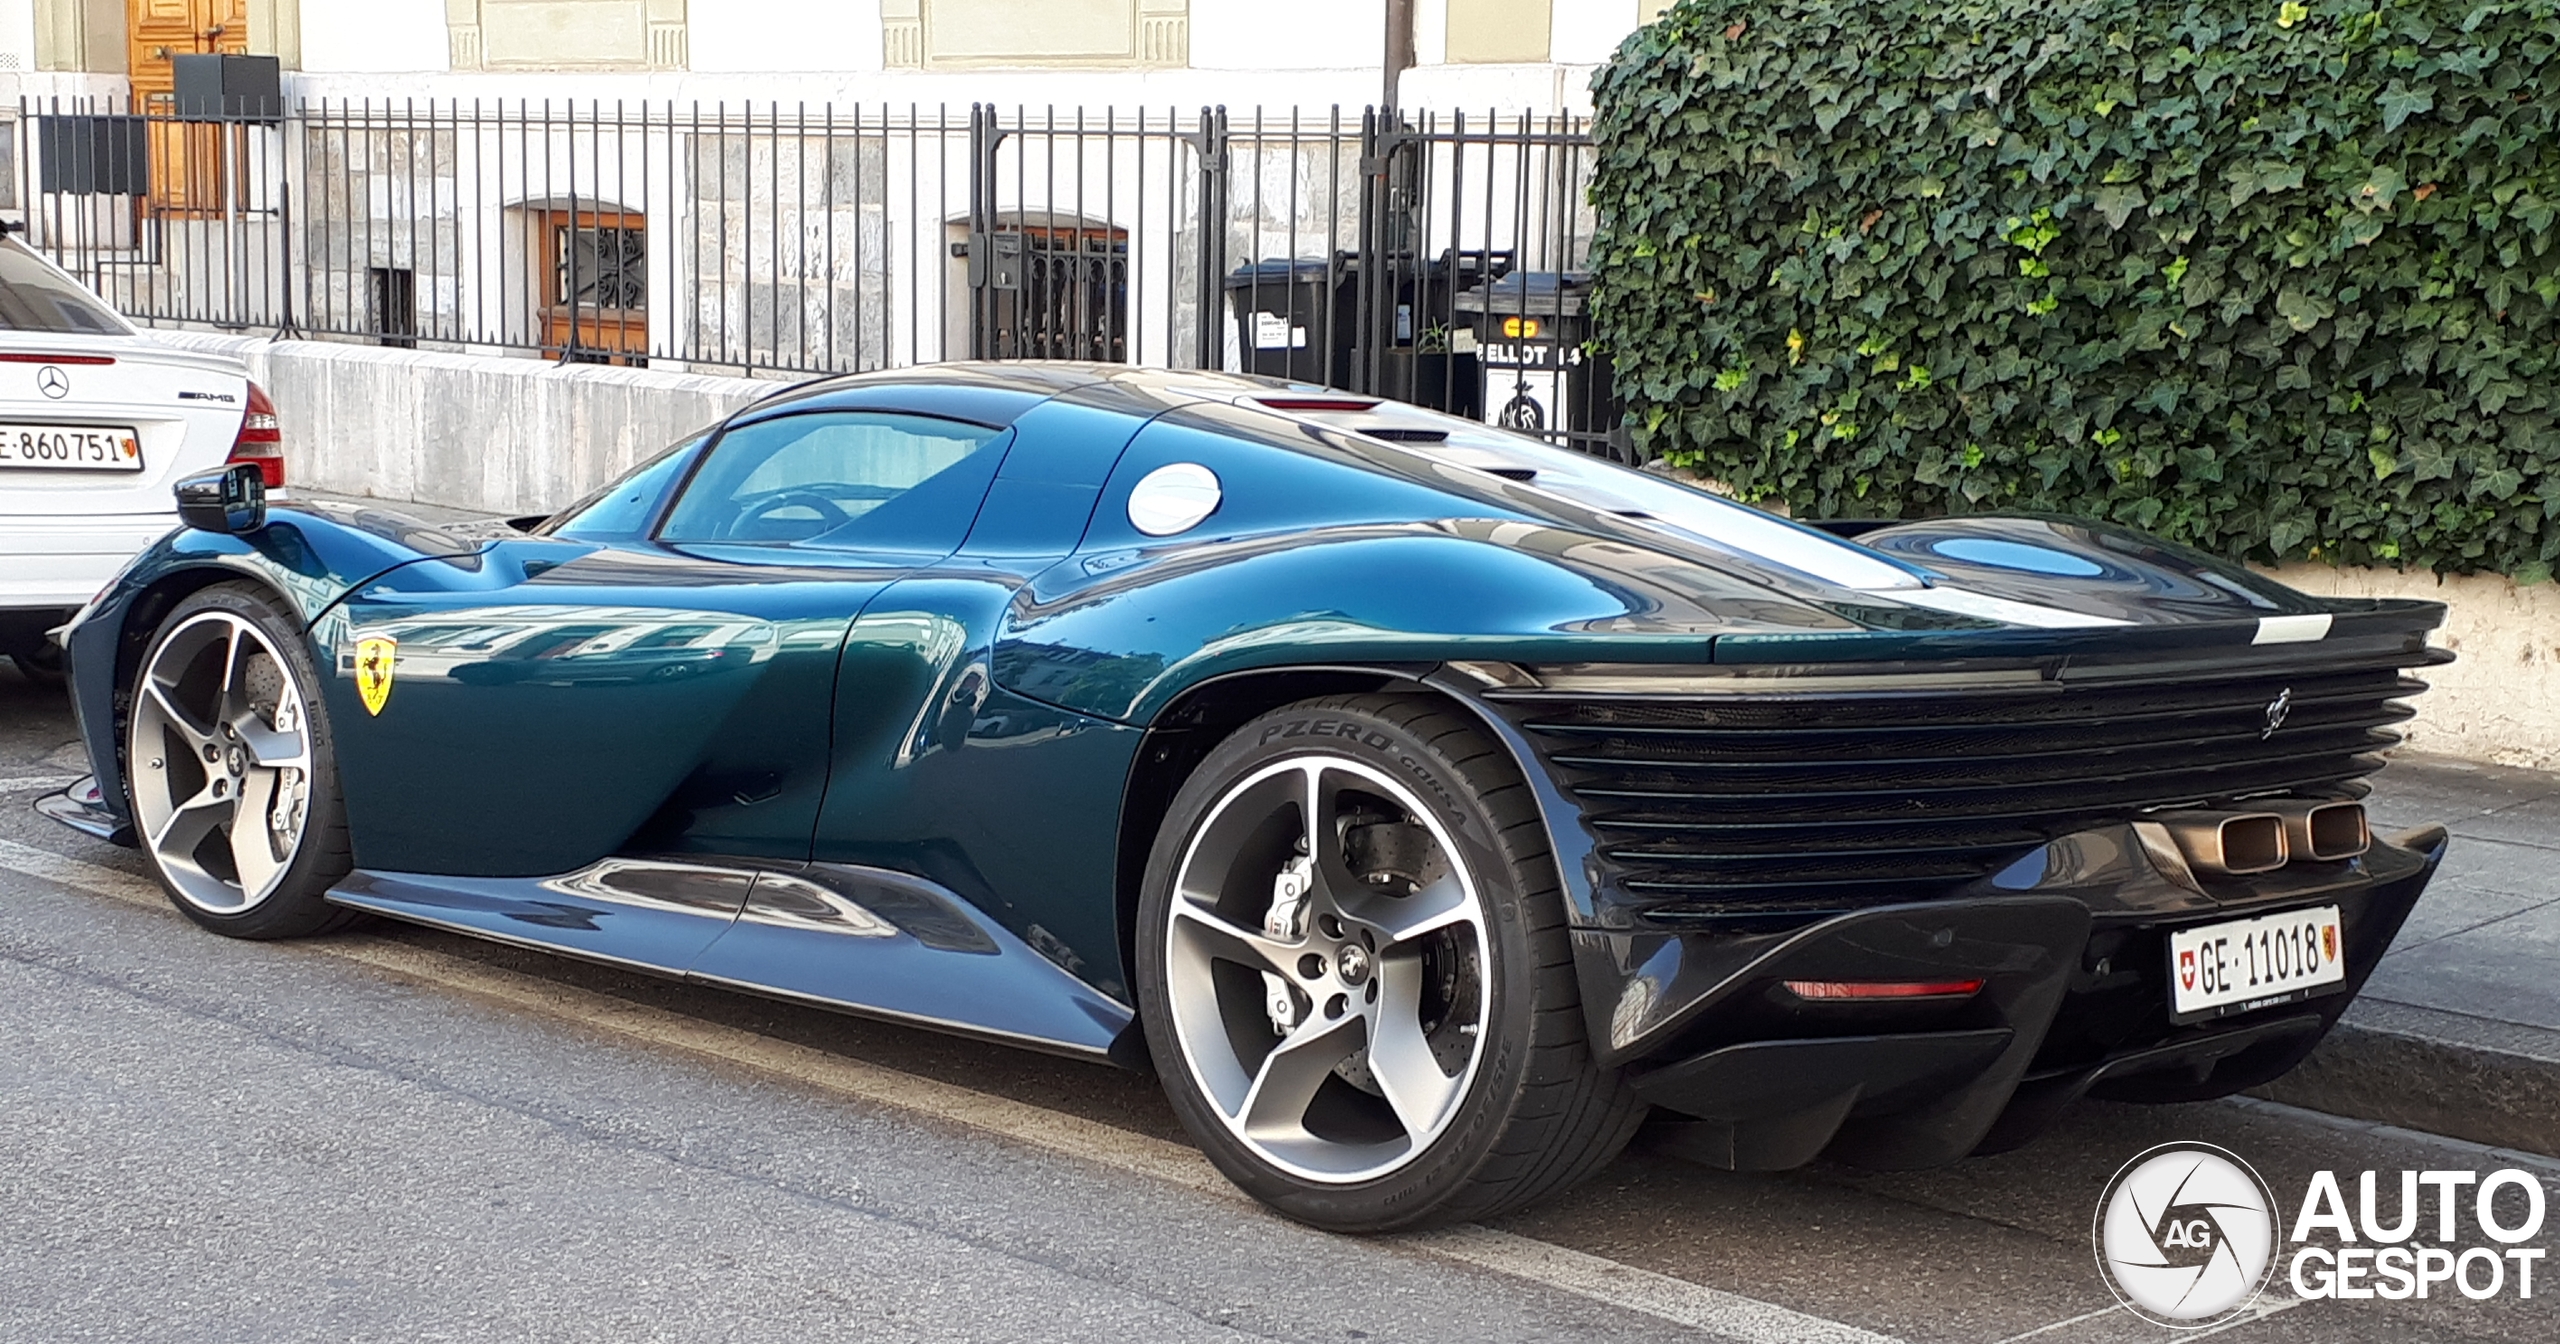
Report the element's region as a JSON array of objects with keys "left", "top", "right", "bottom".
[
  {"left": 127, "top": 584, "right": 355, "bottom": 937},
  {"left": 1137, "top": 695, "right": 1644, "bottom": 1232},
  {"left": 1161, "top": 752, "right": 1491, "bottom": 1182}
]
